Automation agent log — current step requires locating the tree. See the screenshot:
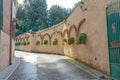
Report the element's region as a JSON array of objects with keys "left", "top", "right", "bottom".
[
  {"left": 26, "top": 0, "right": 48, "bottom": 27},
  {"left": 48, "top": 5, "right": 66, "bottom": 26},
  {"left": 64, "top": 8, "right": 71, "bottom": 18},
  {"left": 16, "top": 0, "right": 48, "bottom": 36}
]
